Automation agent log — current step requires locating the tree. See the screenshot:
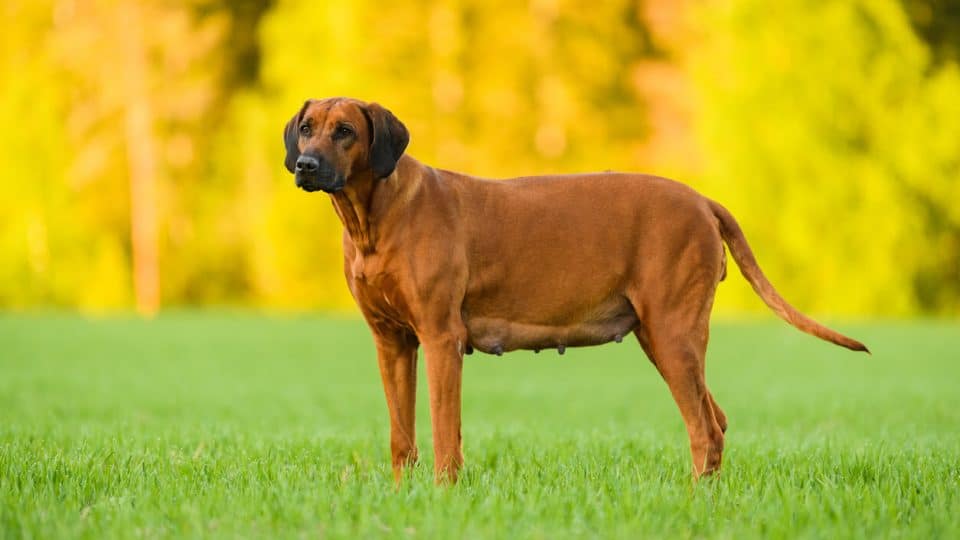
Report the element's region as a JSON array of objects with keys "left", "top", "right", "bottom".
[{"left": 685, "top": 0, "right": 960, "bottom": 315}]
